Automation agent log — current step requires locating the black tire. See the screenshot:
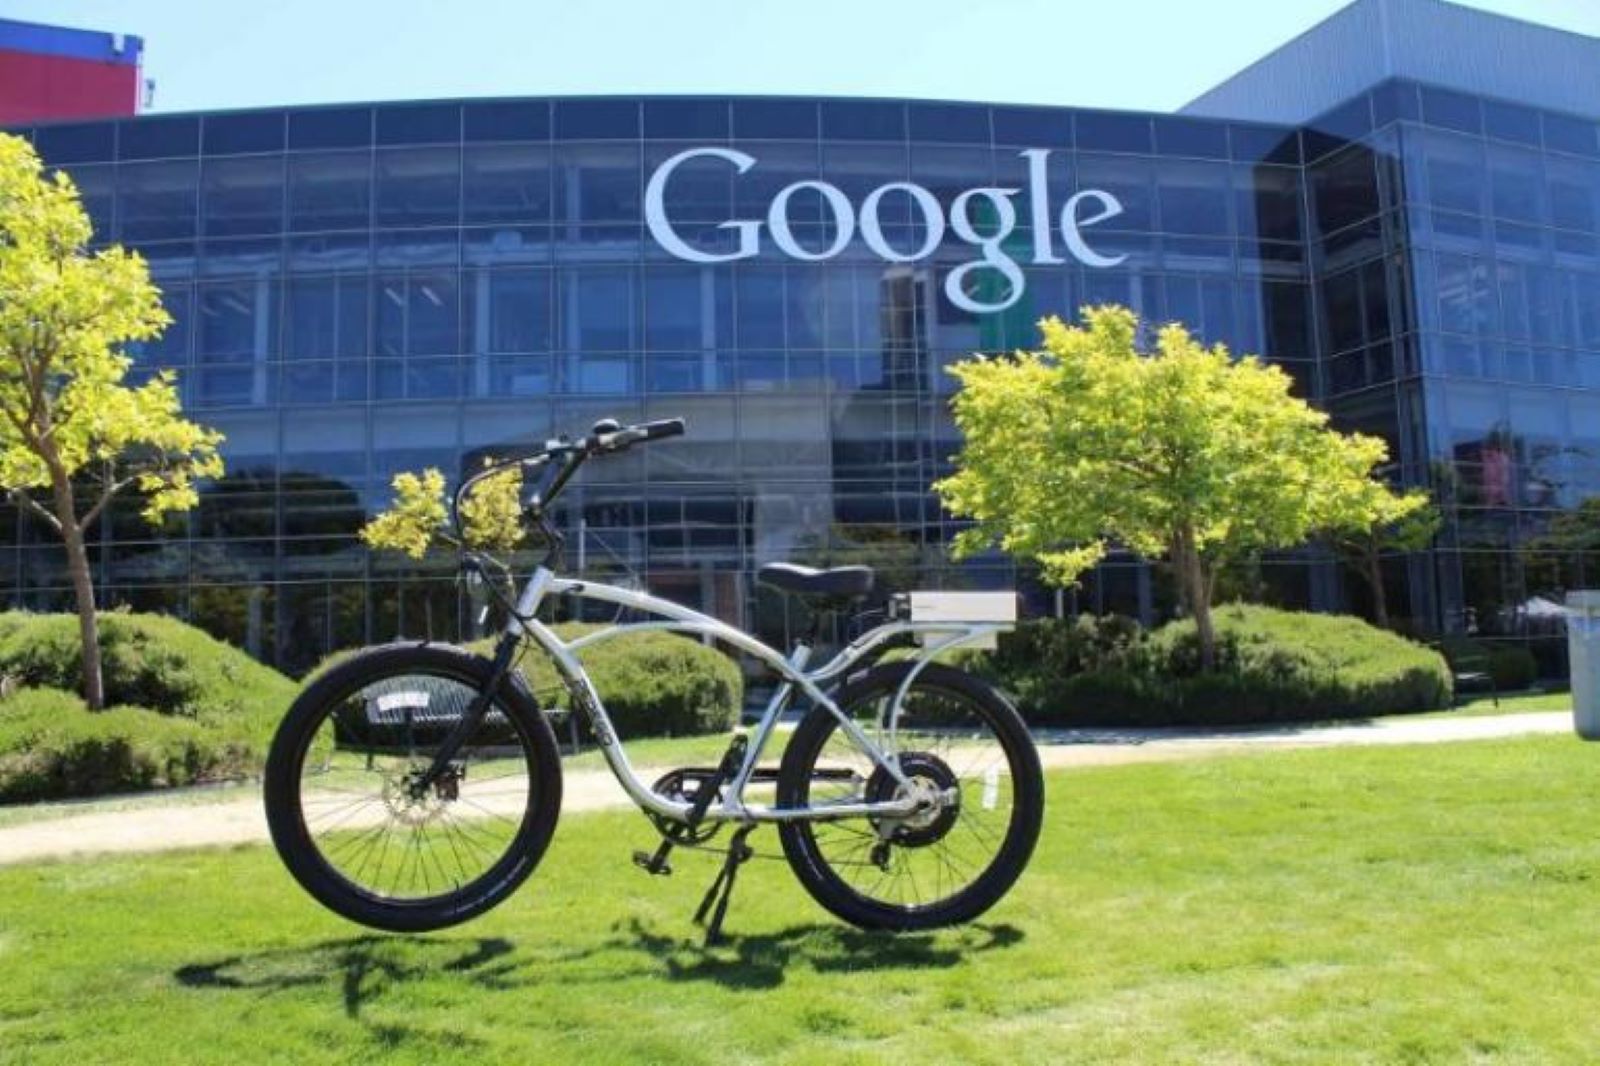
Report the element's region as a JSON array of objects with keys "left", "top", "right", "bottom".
[
  {"left": 264, "top": 642, "right": 562, "bottom": 933},
  {"left": 776, "top": 662, "right": 1043, "bottom": 932}
]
